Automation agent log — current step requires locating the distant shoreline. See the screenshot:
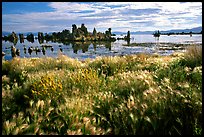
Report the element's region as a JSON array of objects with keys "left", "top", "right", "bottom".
[{"left": 123, "top": 42, "right": 202, "bottom": 47}]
